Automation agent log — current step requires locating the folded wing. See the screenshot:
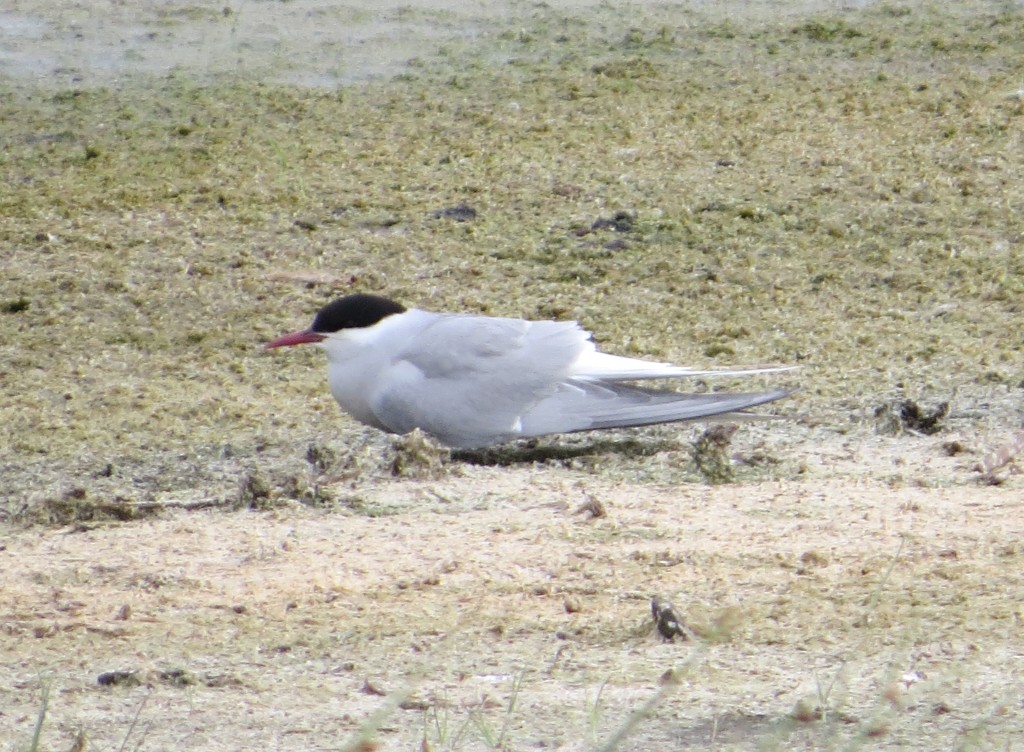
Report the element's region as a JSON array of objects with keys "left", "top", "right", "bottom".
[
  {"left": 518, "top": 381, "right": 791, "bottom": 439},
  {"left": 370, "top": 314, "right": 589, "bottom": 446}
]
